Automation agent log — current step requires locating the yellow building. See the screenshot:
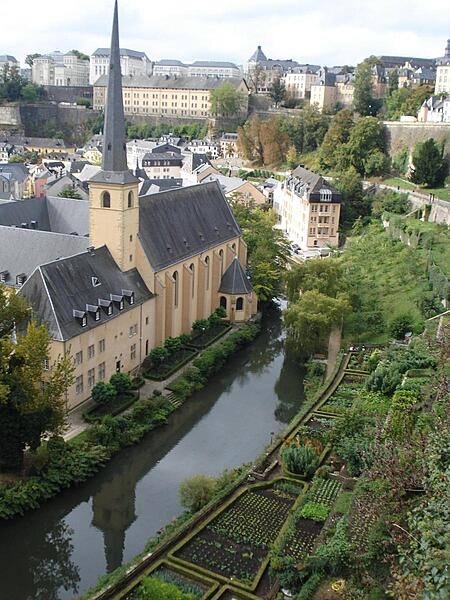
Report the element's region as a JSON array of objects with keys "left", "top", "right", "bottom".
[{"left": 15, "top": 1, "right": 256, "bottom": 410}]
